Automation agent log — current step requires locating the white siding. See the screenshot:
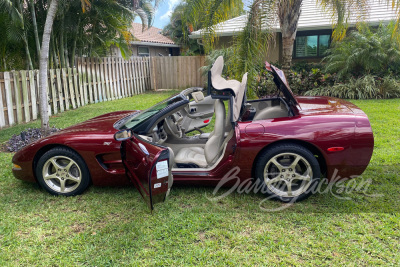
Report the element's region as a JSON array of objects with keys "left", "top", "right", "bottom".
[{"left": 190, "top": 0, "right": 398, "bottom": 38}]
